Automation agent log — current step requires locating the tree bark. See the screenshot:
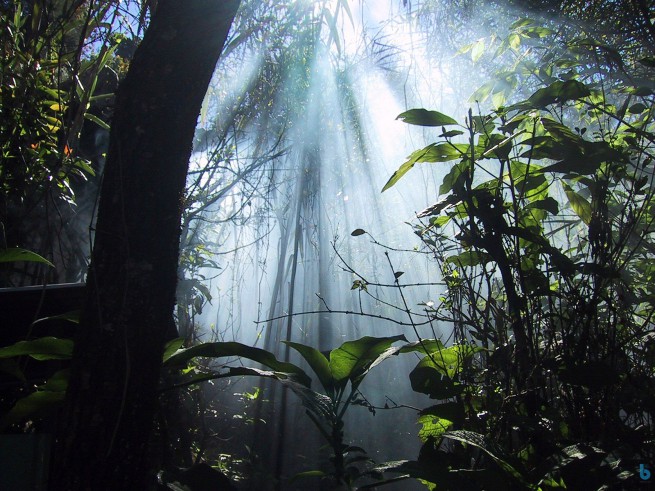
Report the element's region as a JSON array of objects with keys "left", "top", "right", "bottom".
[{"left": 52, "top": 1, "right": 240, "bottom": 489}]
